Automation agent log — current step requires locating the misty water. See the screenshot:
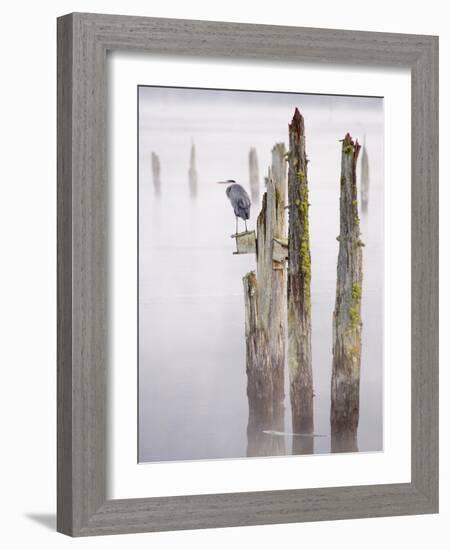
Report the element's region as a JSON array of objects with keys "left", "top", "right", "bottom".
[{"left": 138, "top": 87, "right": 383, "bottom": 462}]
